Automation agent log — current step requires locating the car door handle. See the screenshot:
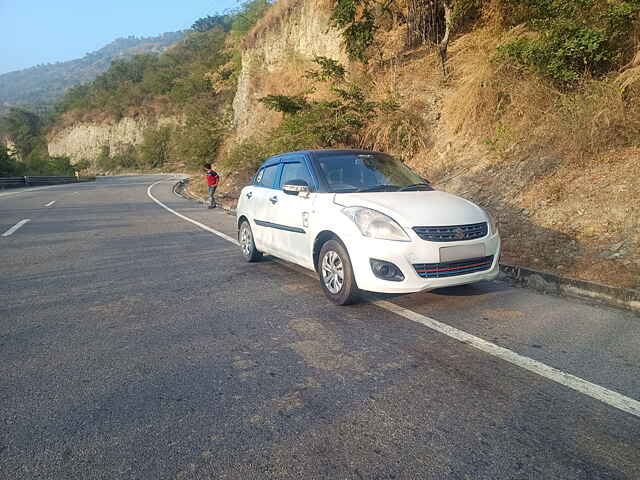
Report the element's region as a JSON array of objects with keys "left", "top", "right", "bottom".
[
  {"left": 269, "top": 195, "right": 278, "bottom": 204},
  {"left": 246, "top": 192, "right": 253, "bottom": 199}
]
